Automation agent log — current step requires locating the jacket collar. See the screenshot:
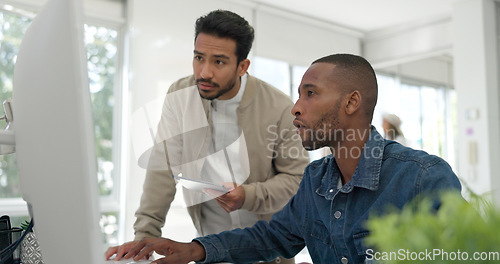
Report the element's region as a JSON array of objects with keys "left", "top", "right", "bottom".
[{"left": 238, "top": 73, "right": 257, "bottom": 109}]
